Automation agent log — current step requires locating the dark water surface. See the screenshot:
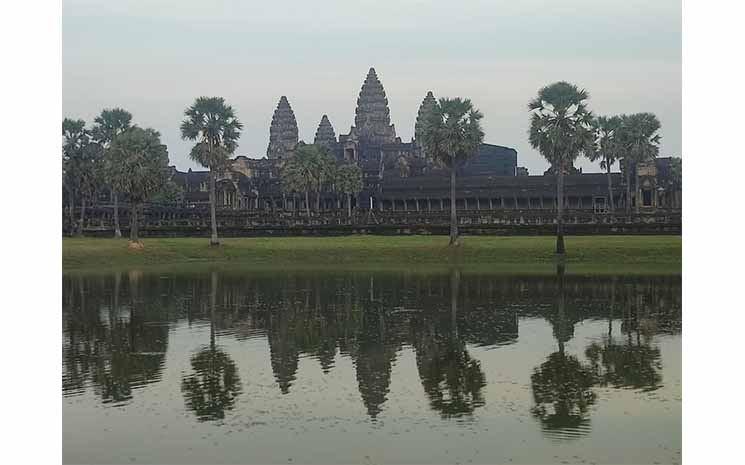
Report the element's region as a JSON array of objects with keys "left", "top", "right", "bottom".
[{"left": 63, "top": 268, "right": 681, "bottom": 465}]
